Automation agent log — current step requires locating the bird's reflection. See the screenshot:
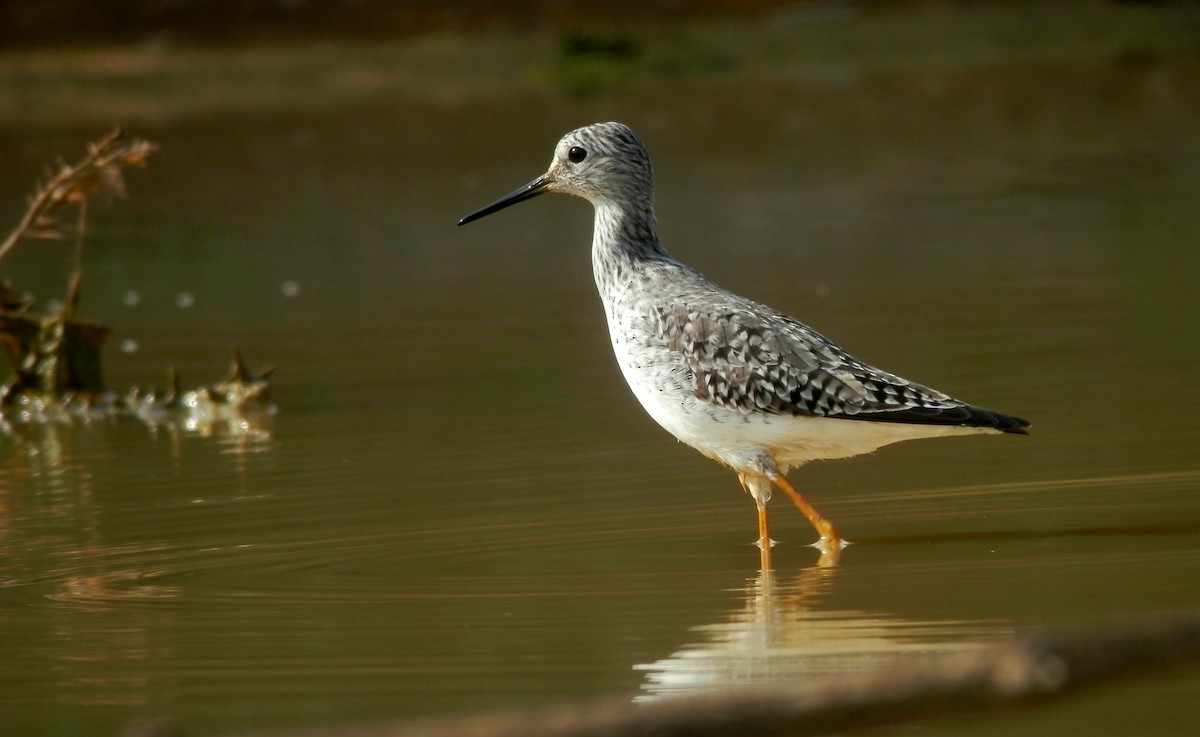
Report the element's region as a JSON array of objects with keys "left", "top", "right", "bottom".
[{"left": 634, "top": 564, "right": 1007, "bottom": 701}]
